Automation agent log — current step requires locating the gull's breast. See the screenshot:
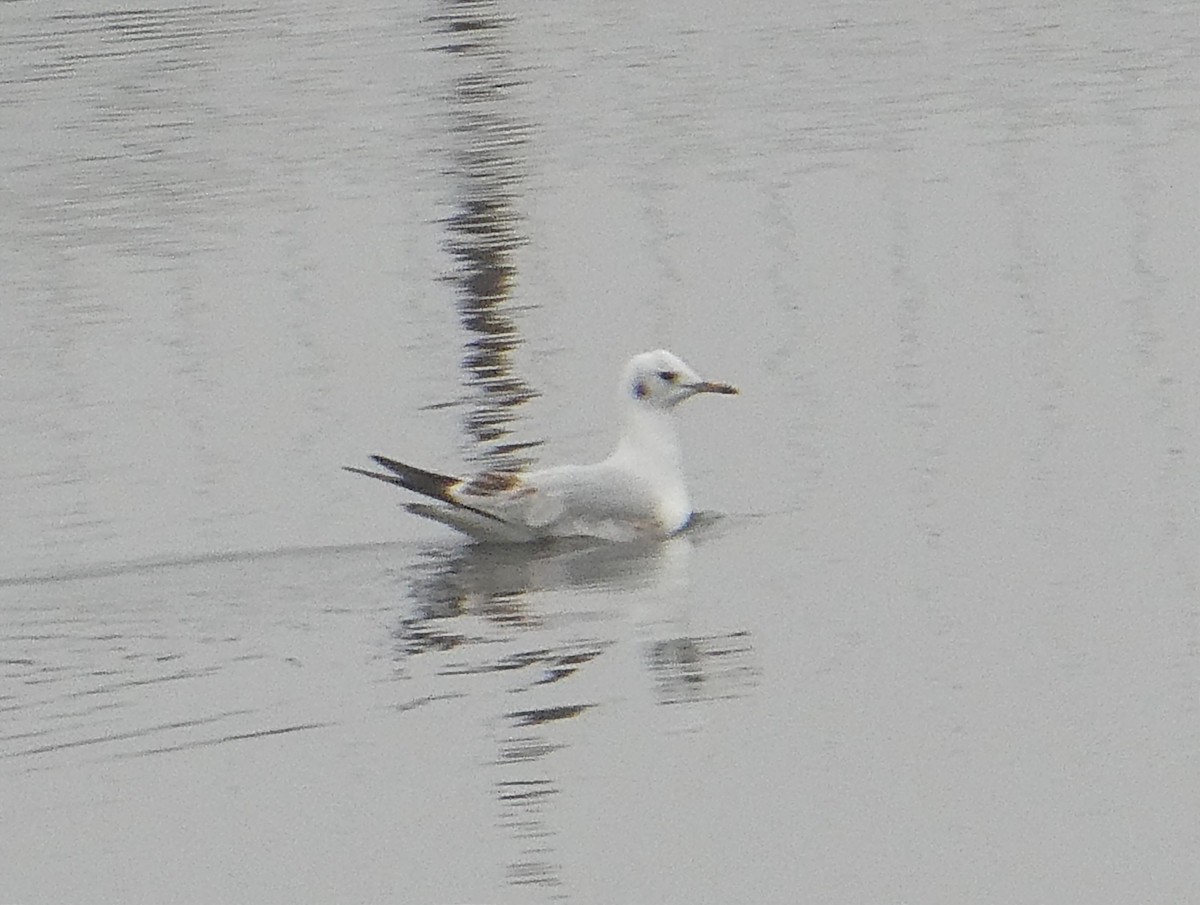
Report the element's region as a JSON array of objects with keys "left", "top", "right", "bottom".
[{"left": 654, "top": 484, "right": 692, "bottom": 535}]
